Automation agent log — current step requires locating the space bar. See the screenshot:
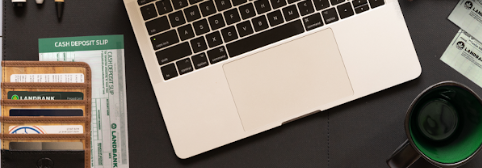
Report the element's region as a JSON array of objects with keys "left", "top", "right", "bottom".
[{"left": 227, "top": 20, "right": 305, "bottom": 57}]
